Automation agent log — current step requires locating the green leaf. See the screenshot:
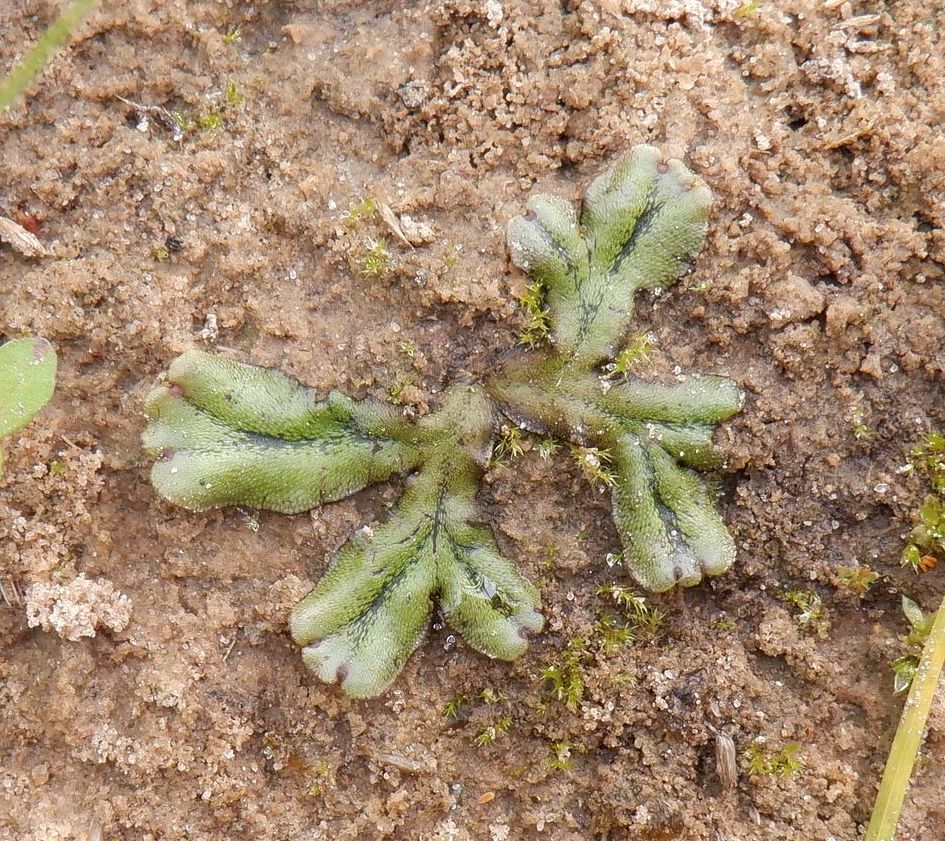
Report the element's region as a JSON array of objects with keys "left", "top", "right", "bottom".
[
  {"left": 902, "top": 596, "right": 926, "bottom": 630},
  {"left": 142, "top": 350, "right": 422, "bottom": 513},
  {"left": 0, "top": 337, "right": 57, "bottom": 440},
  {"left": 507, "top": 145, "right": 712, "bottom": 364}
]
